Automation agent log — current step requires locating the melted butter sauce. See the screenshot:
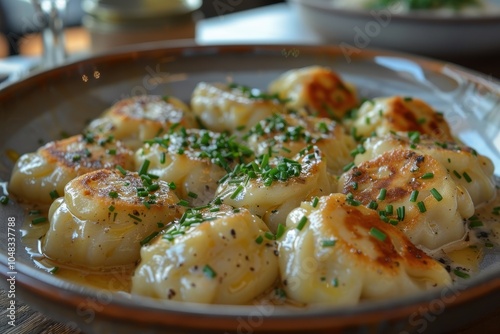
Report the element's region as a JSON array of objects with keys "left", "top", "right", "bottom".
[
  {"left": 21, "top": 207, "right": 133, "bottom": 292},
  {"left": 19, "top": 188, "right": 500, "bottom": 302}
]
